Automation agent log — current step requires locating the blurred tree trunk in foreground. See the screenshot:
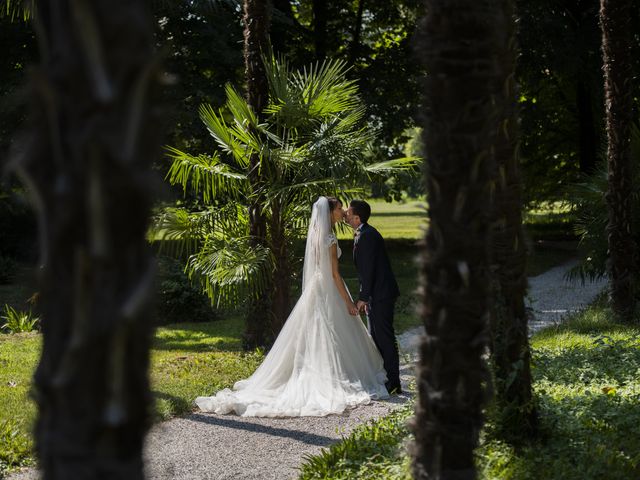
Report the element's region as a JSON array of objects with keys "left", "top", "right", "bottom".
[
  {"left": 412, "top": 0, "right": 504, "bottom": 477},
  {"left": 12, "top": 0, "right": 160, "bottom": 477}
]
